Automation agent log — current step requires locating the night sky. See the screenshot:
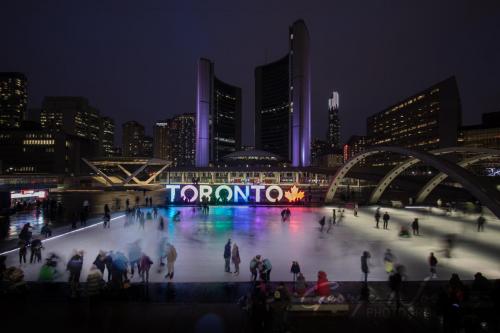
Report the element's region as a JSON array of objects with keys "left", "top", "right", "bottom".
[{"left": 2, "top": 0, "right": 500, "bottom": 146}]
